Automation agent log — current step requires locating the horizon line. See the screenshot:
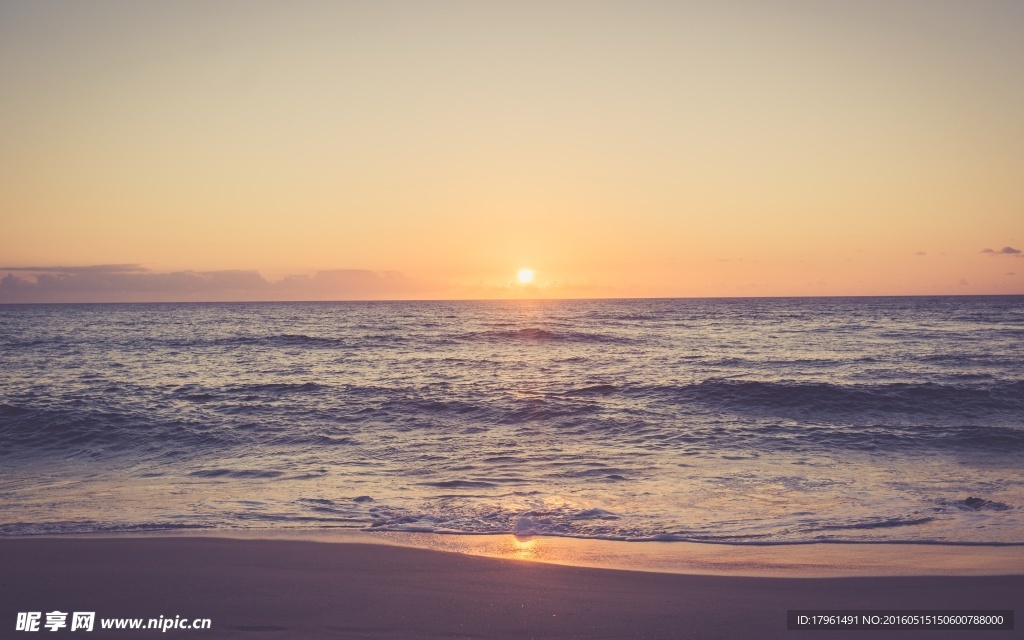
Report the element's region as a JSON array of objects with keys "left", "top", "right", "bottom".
[{"left": 2, "top": 292, "right": 1023, "bottom": 306}]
